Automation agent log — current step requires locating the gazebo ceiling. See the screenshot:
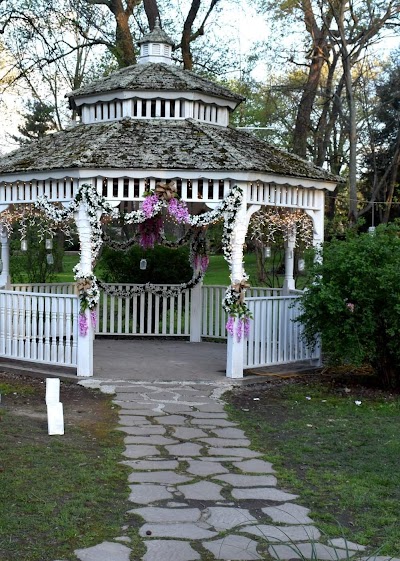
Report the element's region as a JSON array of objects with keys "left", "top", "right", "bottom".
[
  {"left": 67, "top": 62, "right": 244, "bottom": 111},
  {"left": 0, "top": 118, "right": 339, "bottom": 184}
]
